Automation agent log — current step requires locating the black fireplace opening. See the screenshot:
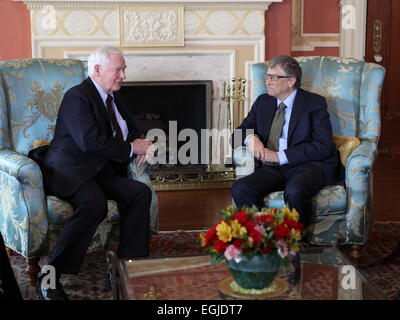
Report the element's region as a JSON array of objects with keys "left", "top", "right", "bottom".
[{"left": 120, "top": 80, "right": 212, "bottom": 172}]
